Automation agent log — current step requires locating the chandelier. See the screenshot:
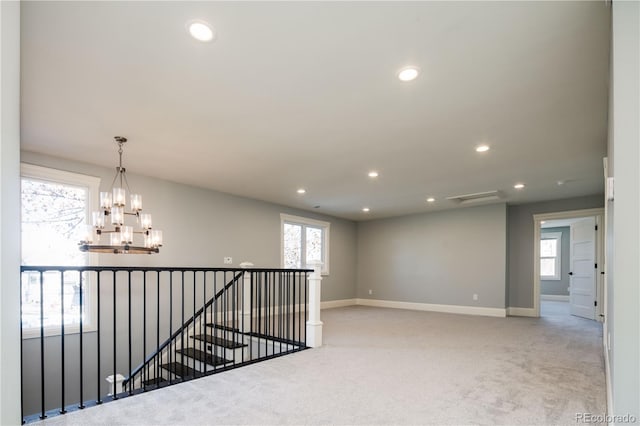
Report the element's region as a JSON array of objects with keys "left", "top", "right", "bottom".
[{"left": 79, "top": 136, "right": 163, "bottom": 254}]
